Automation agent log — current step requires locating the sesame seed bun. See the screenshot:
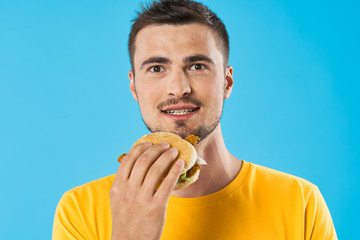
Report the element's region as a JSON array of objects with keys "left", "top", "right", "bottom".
[{"left": 133, "top": 132, "right": 203, "bottom": 190}]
